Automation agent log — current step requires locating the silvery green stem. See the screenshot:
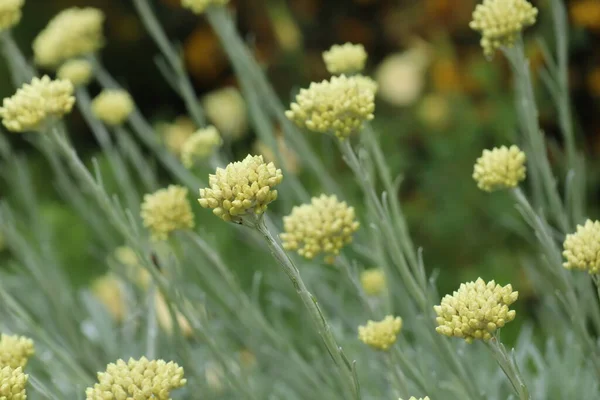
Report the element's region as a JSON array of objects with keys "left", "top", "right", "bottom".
[
  {"left": 145, "top": 284, "right": 158, "bottom": 360},
  {"left": 113, "top": 125, "right": 159, "bottom": 192},
  {"left": 390, "top": 346, "right": 429, "bottom": 396},
  {"left": 0, "top": 31, "right": 35, "bottom": 86},
  {"left": 486, "top": 335, "right": 531, "bottom": 400}
]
